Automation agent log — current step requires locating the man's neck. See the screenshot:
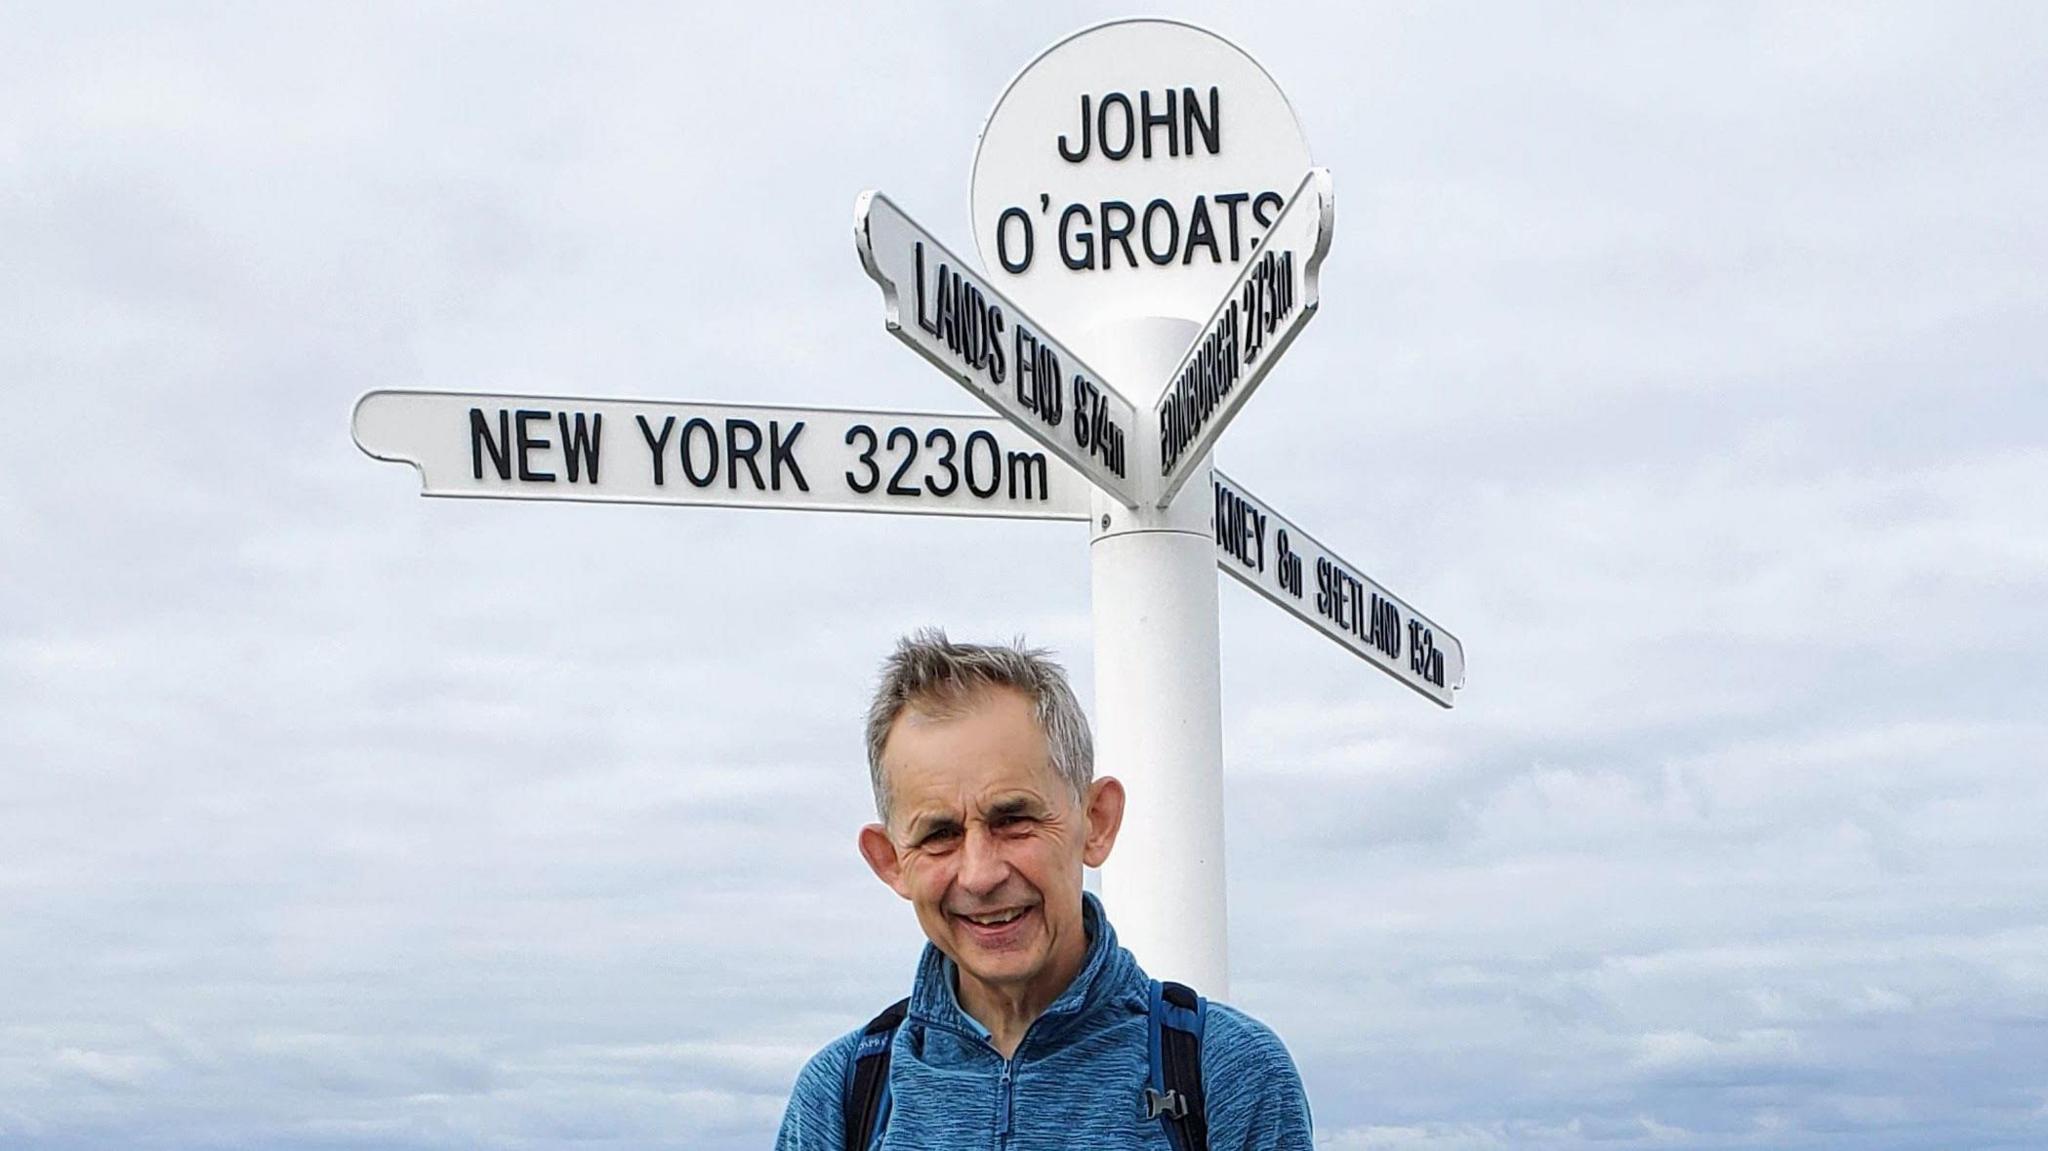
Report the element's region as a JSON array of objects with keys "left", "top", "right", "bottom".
[{"left": 956, "top": 934, "right": 1089, "bottom": 1059}]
